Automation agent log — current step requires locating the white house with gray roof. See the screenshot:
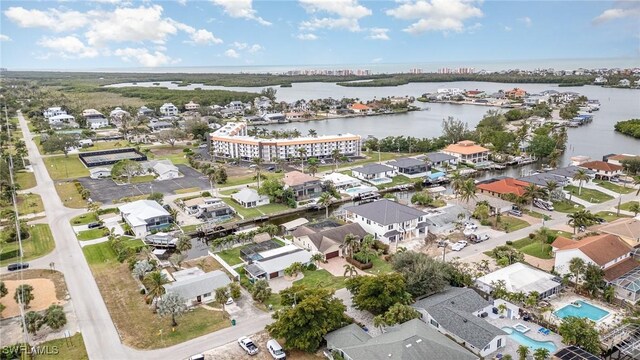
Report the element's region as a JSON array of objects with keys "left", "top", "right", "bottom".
[
  {"left": 244, "top": 245, "right": 312, "bottom": 280},
  {"left": 163, "top": 268, "right": 231, "bottom": 307},
  {"left": 231, "top": 188, "right": 269, "bottom": 208},
  {"left": 420, "top": 152, "right": 457, "bottom": 168},
  {"left": 344, "top": 199, "right": 428, "bottom": 244},
  {"left": 324, "top": 318, "right": 478, "bottom": 360},
  {"left": 351, "top": 163, "right": 396, "bottom": 184},
  {"left": 412, "top": 287, "right": 507, "bottom": 358},
  {"left": 386, "top": 157, "right": 428, "bottom": 178}
]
